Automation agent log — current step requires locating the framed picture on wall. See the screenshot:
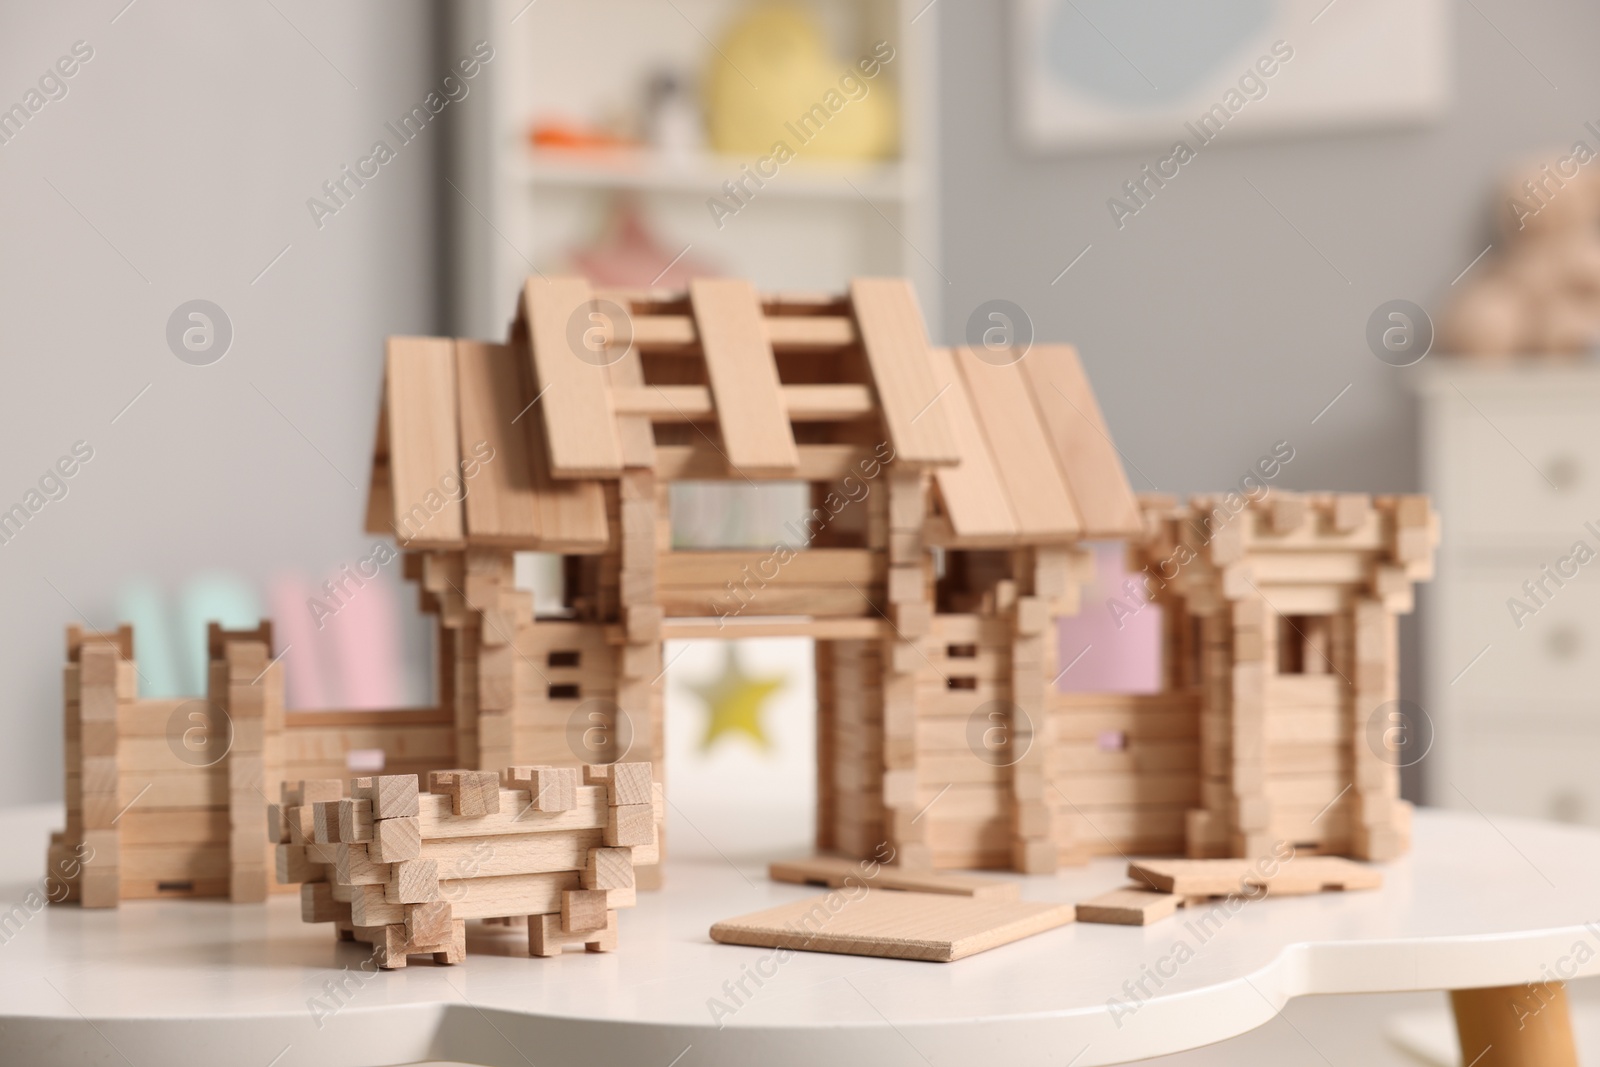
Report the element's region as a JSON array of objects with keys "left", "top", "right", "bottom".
[{"left": 1012, "top": 0, "right": 1449, "bottom": 152}]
